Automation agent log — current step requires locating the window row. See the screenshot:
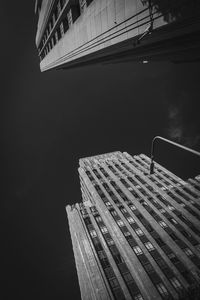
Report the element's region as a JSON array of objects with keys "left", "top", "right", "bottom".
[{"left": 39, "top": 0, "right": 94, "bottom": 60}]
